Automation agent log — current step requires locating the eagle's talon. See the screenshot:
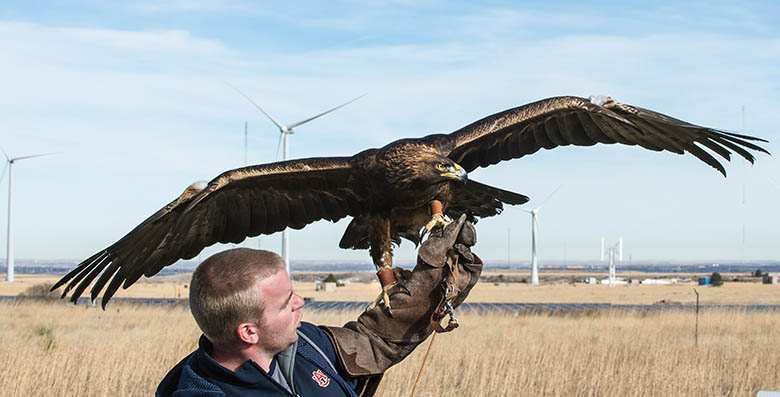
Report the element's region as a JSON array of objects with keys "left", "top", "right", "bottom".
[
  {"left": 384, "top": 280, "right": 411, "bottom": 298},
  {"left": 420, "top": 228, "right": 429, "bottom": 241},
  {"left": 423, "top": 213, "right": 450, "bottom": 238},
  {"left": 367, "top": 281, "right": 409, "bottom": 316}
]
